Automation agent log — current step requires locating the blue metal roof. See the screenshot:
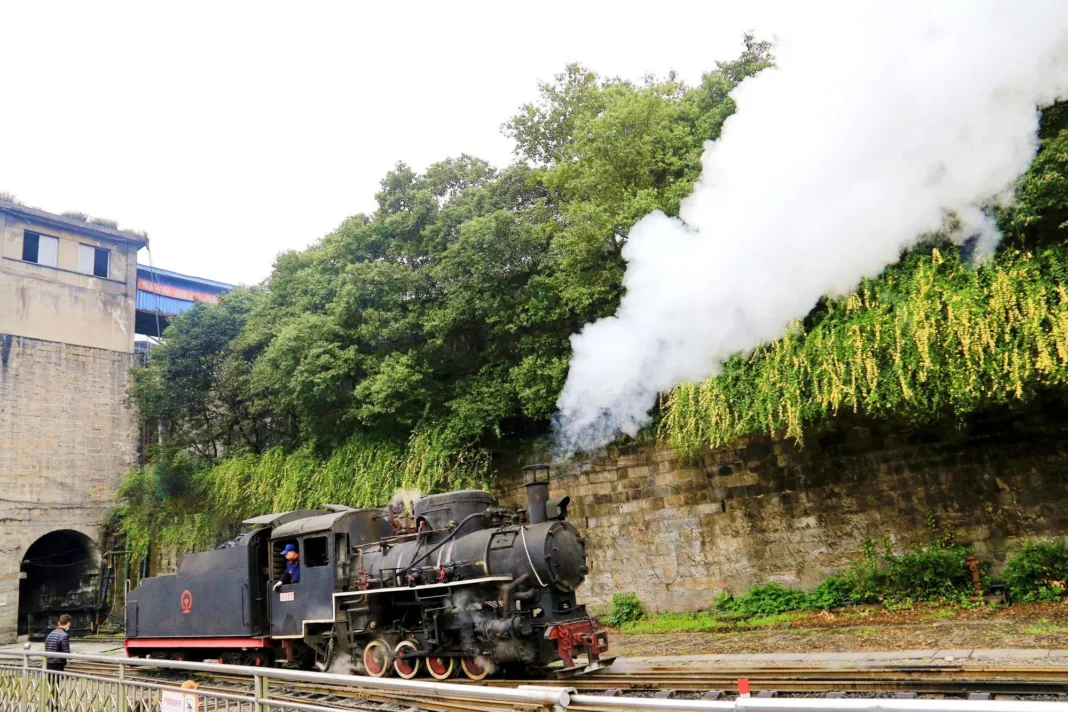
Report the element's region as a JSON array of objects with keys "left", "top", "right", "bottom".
[
  {"left": 135, "top": 264, "right": 235, "bottom": 333},
  {"left": 136, "top": 291, "right": 199, "bottom": 316}
]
